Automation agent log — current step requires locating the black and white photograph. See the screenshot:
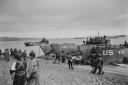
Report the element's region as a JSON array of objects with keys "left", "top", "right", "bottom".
[{"left": 0, "top": 0, "right": 128, "bottom": 85}]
